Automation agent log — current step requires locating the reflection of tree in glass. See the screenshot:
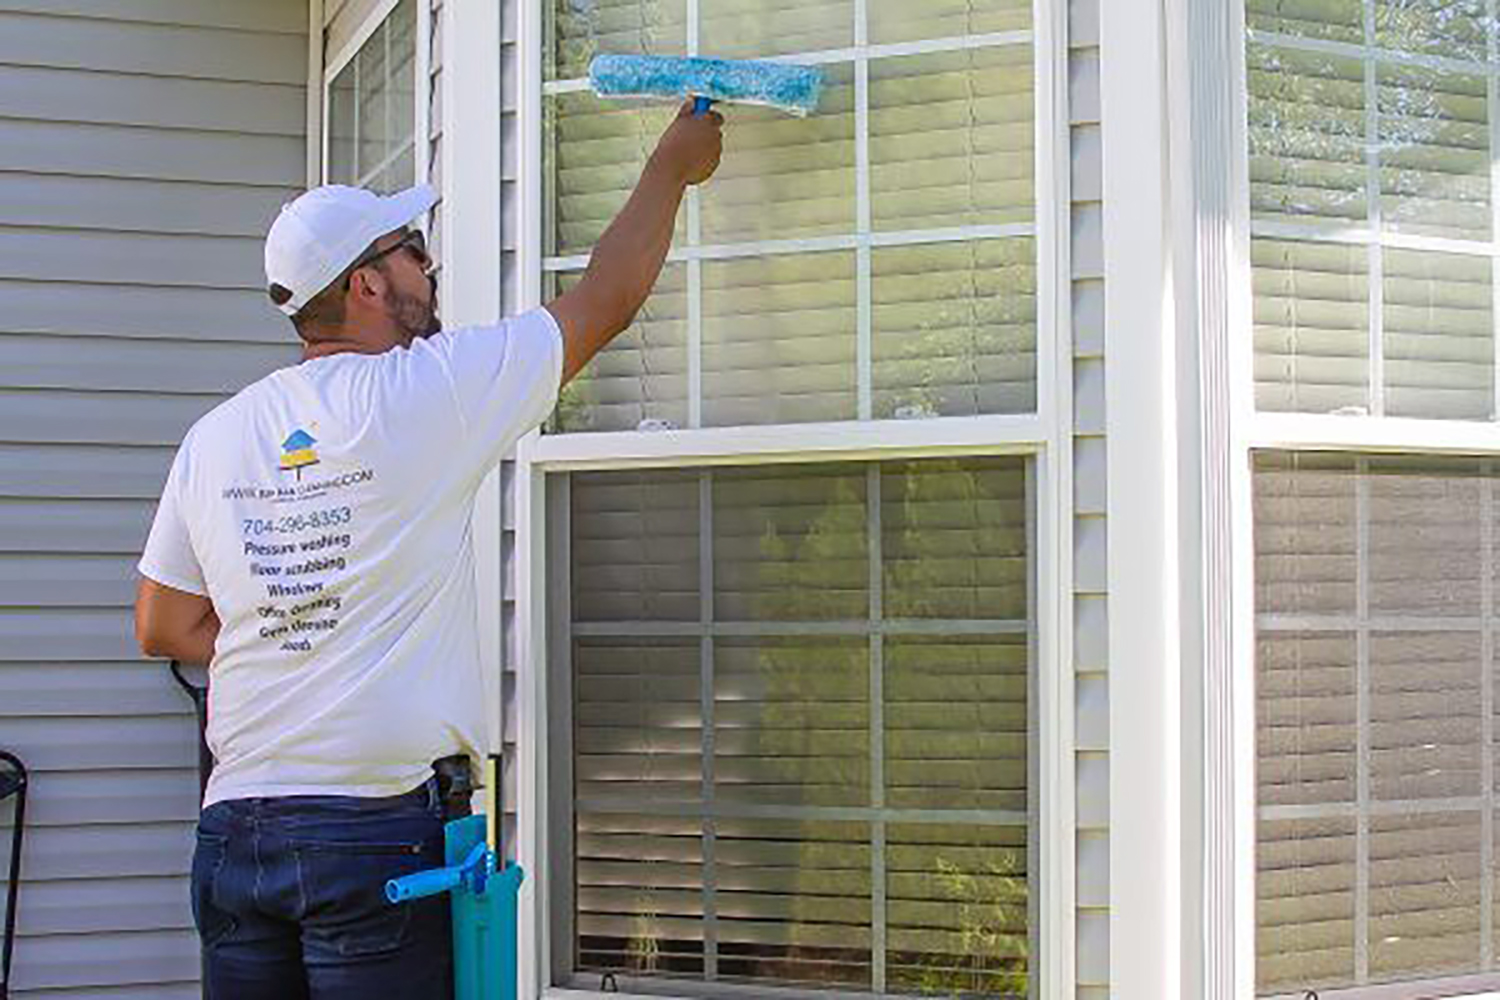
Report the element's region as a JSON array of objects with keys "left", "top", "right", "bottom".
[
  {"left": 891, "top": 849, "right": 1028, "bottom": 997},
  {"left": 884, "top": 459, "right": 1025, "bottom": 621},
  {"left": 724, "top": 469, "right": 872, "bottom": 987},
  {"left": 626, "top": 902, "right": 663, "bottom": 974},
  {"left": 1247, "top": 9, "right": 1493, "bottom": 227}
]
